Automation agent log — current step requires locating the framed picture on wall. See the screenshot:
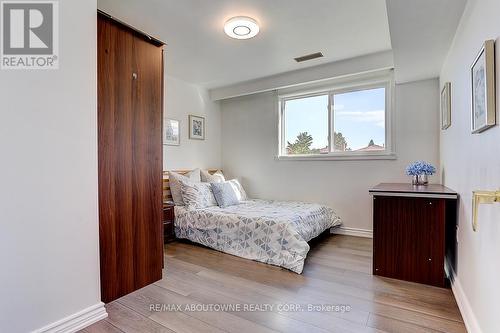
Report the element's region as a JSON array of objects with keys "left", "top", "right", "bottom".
[
  {"left": 189, "top": 115, "right": 205, "bottom": 140},
  {"left": 441, "top": 82, "right": 451, "bottom": 130},
  {"left": 163, "top": 118, "right": 180, "bottom": 145},
  {"left": 471, "top": 39, "right": 496, "bottom": 133}
]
